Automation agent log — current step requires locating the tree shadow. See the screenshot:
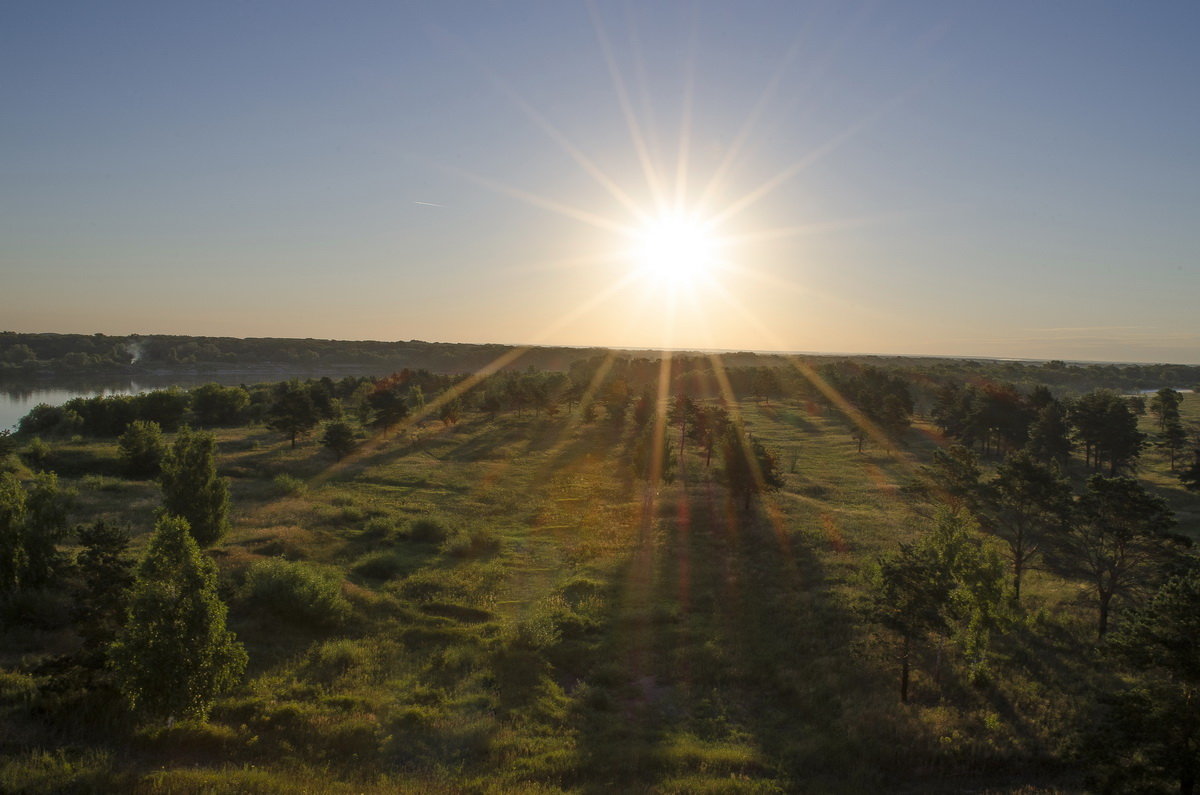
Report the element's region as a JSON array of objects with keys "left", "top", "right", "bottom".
[{"left": 563, "top": 478, "right": 893, "bottom": 791}]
